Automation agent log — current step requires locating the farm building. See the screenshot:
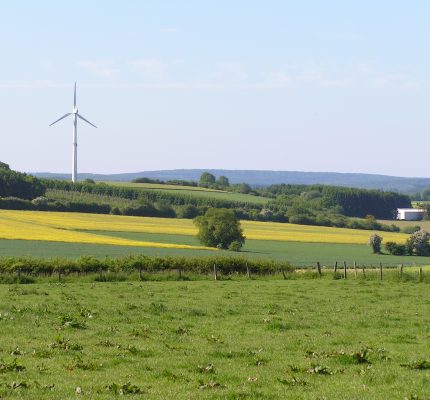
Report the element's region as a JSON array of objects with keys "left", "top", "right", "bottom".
[{"left": 397, "top": 208, "right": 425, "bottom": 221}]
